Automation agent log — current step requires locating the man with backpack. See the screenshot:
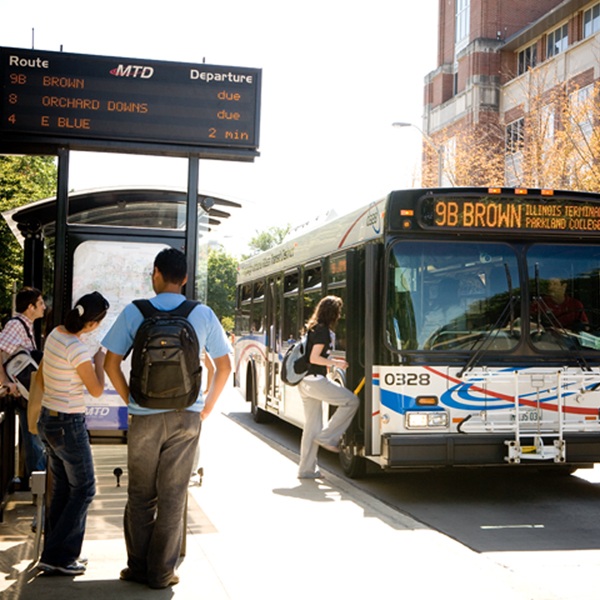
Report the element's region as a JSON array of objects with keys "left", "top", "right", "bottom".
[
  {"left": 0, "top": 287, "right": 46, "bottom": 488},
  {"left": 102, "top": 248, "right": 231, "bottom": 589}
]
